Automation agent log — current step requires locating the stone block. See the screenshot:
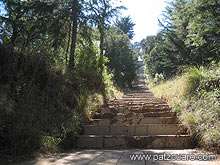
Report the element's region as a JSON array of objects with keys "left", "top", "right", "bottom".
[
  {"left": 104, "top": 136, "right": 127, "bottom": 148},
  {"left": 84, "top": 125, "right": 109, "bottom": 135},
  {"left": 110, "top": 125, "right": 128, "bottom": 135},
  {"left": 134, "top": 126, "right": 148, "bottom": 136},
  {"left": 75, "top": 136, "right": 103, "bottom": 149}
]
